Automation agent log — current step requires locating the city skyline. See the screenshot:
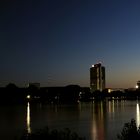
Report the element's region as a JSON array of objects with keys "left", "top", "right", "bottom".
[{"left": 1, "top": 0, "right": 140, "bottom": 88}]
